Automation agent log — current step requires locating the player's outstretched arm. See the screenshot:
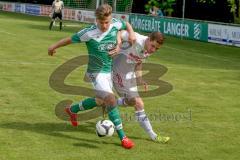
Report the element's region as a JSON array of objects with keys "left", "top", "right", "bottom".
[
  {"left": 126, "top": 22, "right": 136, "bottom": 44},
  {"left": 135, "top": 63, "right": 148, "bottom": 91},
  {"left": 48, "top": 37, "right": 72, "bottom": 56}
]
